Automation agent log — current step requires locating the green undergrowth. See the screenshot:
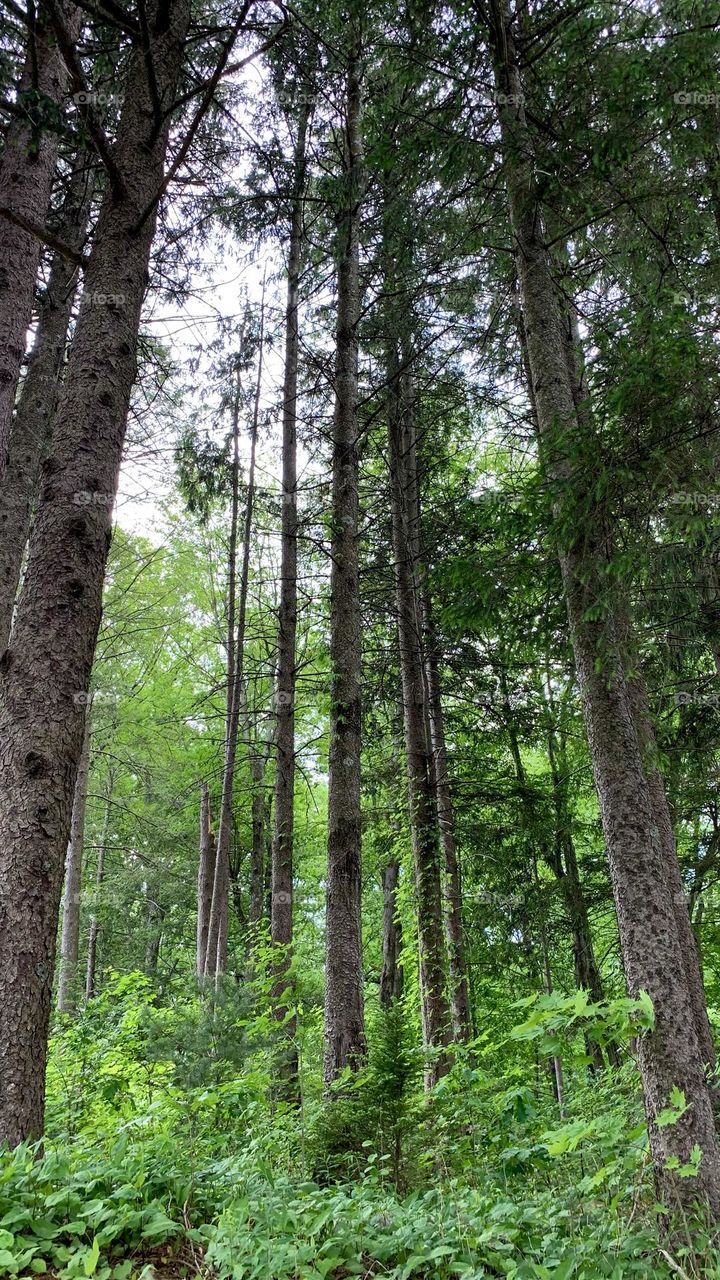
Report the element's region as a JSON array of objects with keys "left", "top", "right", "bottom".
[{"left": 1, "top": 975, "right": 718, "bottom": 1279}]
